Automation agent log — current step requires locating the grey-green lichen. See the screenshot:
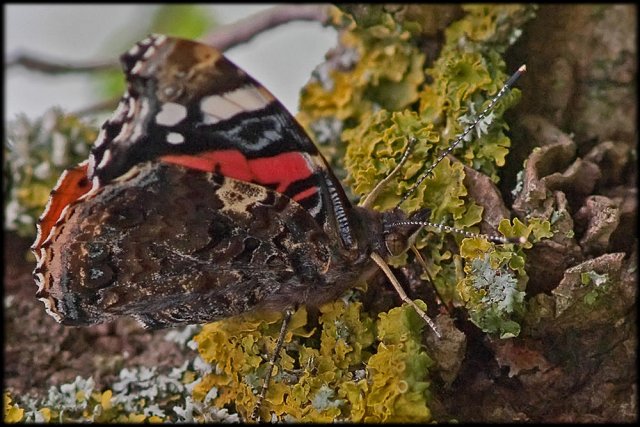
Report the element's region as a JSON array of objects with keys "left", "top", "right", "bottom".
[
  {"left": 456, "top": 218, "right": 552, "bottom": 338},
  {"left": 3, "top": 358, "right": 238, "bottom": 423}
]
